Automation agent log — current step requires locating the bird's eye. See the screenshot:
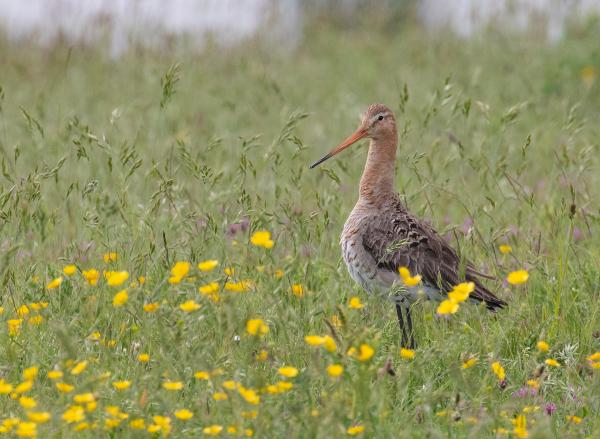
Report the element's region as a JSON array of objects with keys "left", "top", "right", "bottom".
[{"left": 377, "top": 115, "right": 384, "bottom": 121}]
